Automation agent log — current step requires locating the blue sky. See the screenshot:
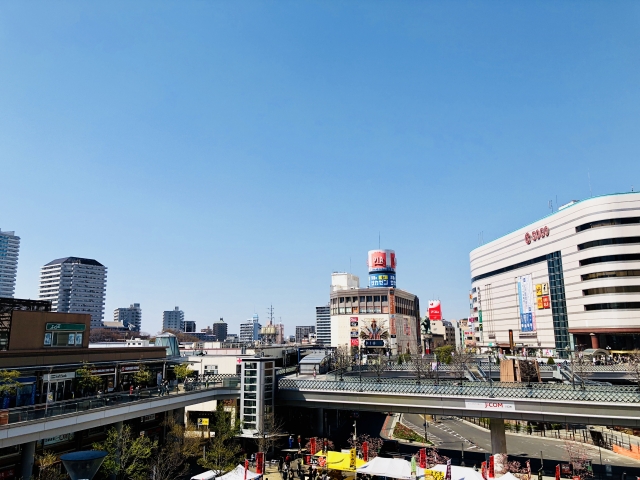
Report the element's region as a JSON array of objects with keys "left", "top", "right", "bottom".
[{"left": 2, "top": 2, "right": 639, "bottom": 335}]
